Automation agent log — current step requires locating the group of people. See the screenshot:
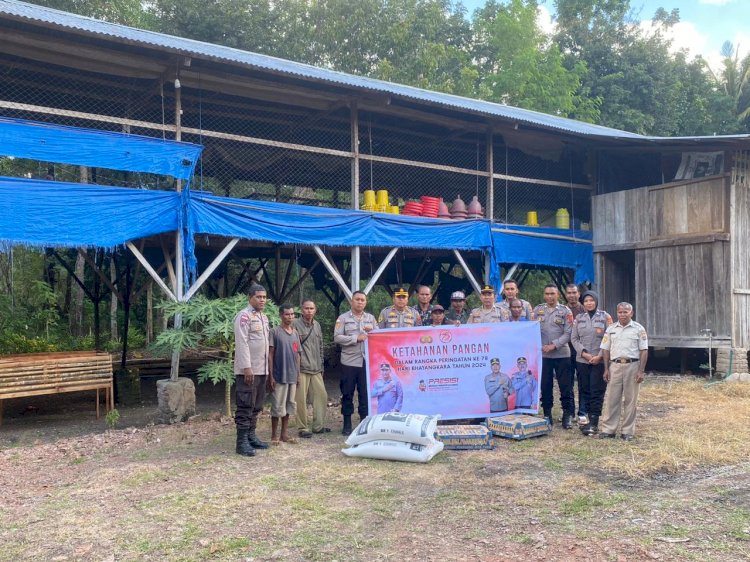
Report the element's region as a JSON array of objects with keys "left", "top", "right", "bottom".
[
  {"left": 232, "top": 284, "right": 330, "bottom": 457},
  {"left": 232, "top": 279, "right": 649, "bottom": 457}
]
